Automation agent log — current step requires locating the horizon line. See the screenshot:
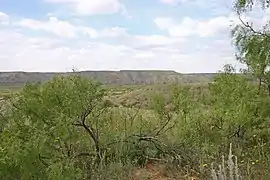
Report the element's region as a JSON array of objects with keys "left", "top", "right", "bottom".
[{"left": 0, "top": 69, "right": 221, "bottom": 74}]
